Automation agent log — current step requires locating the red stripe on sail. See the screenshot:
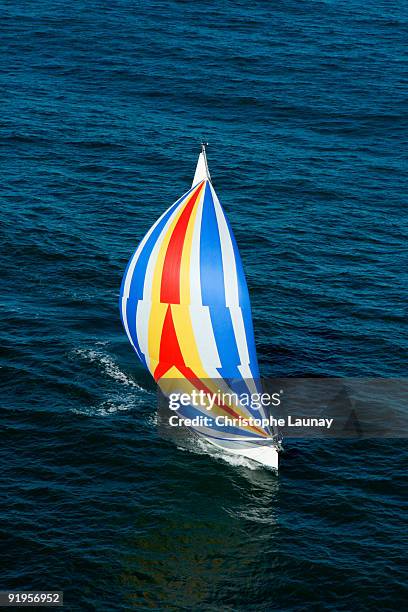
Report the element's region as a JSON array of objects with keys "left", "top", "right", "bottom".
[
  {"left": 154, "top": 305, "right": 189, "bottom": 380},
  {"left": 160, "top": 182, "right": 204, "bottom": 304},
  {"left": 153, "top": 306, "right": 265, "bottom": 435}
]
